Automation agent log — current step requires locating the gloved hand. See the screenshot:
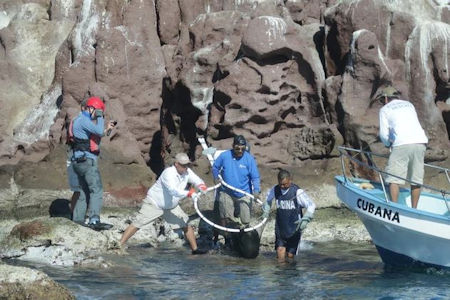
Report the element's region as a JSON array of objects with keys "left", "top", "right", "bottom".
[
  {"left": 294, "top": 211, "right": 314, "bottom": 232},
  {"left": 187, "top": 187, "right": 196, "bottom": 198},
  {"left": 197, "top": 183, "right": 207, "bottom": 194},
  {"left": 262, "top": 202, "right": 270, "bottom": 219},
  {"left": 95, "top": 109, "right": 103, "bottom": 118}
]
